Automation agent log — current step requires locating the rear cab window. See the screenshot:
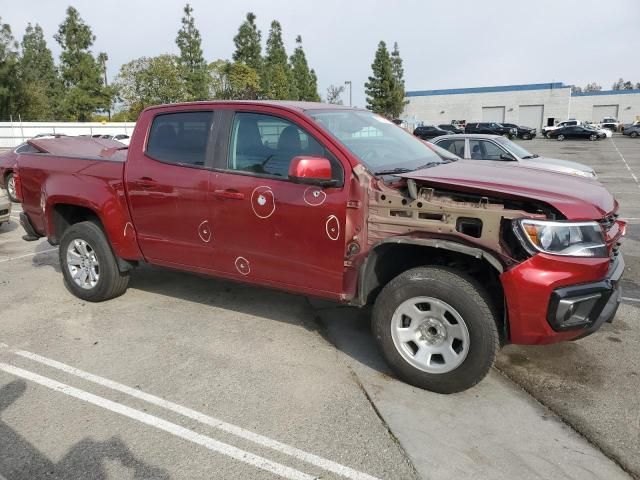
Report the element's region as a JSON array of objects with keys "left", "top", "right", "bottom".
[{"left": 146, "top": 111, "right": 214, "bottom": 168}]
